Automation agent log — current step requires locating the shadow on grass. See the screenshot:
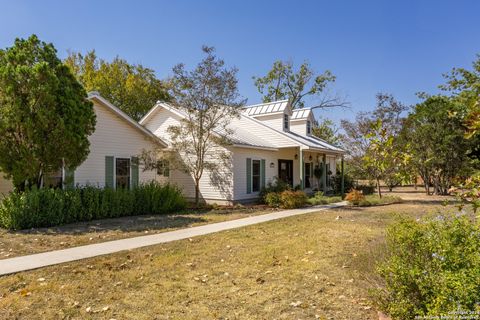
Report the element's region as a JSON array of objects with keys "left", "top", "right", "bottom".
[{"left": 10, "top": 214, "right": 208, "bottom": 236}]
